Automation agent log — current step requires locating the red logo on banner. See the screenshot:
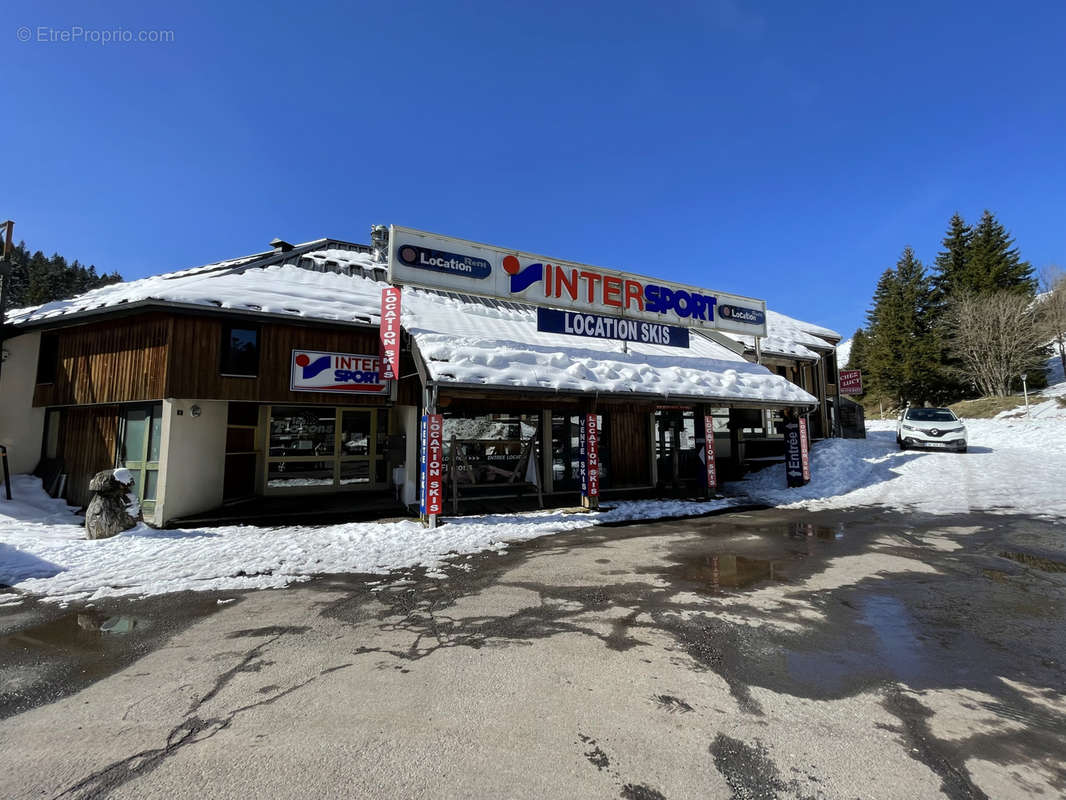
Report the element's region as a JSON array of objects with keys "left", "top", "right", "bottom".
[
  {"left": 380, "top": 287, "right": 401, "bottom": 381},
  {"left": 585, "top": 415, "right": 600, "bottom": 498},
  {"left": 703, "top": 415, "right": 718, "bottom": 490},
  {"left": 798, "top": 417, "right": 811, "bottom": 481},
  {"left": 423, "top": 413, "right": 444, "bottom": 515},
  {"left": 838, "top": 369, "right": 863, "bottom": 395}
]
